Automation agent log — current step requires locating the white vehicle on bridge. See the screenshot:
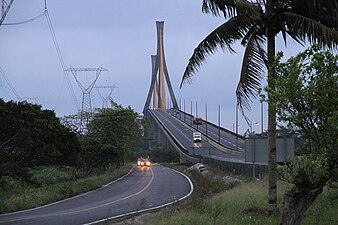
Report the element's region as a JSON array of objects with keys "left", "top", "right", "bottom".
[{"left": 193, "top": 132, "right": 202, "bottom": 143}]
